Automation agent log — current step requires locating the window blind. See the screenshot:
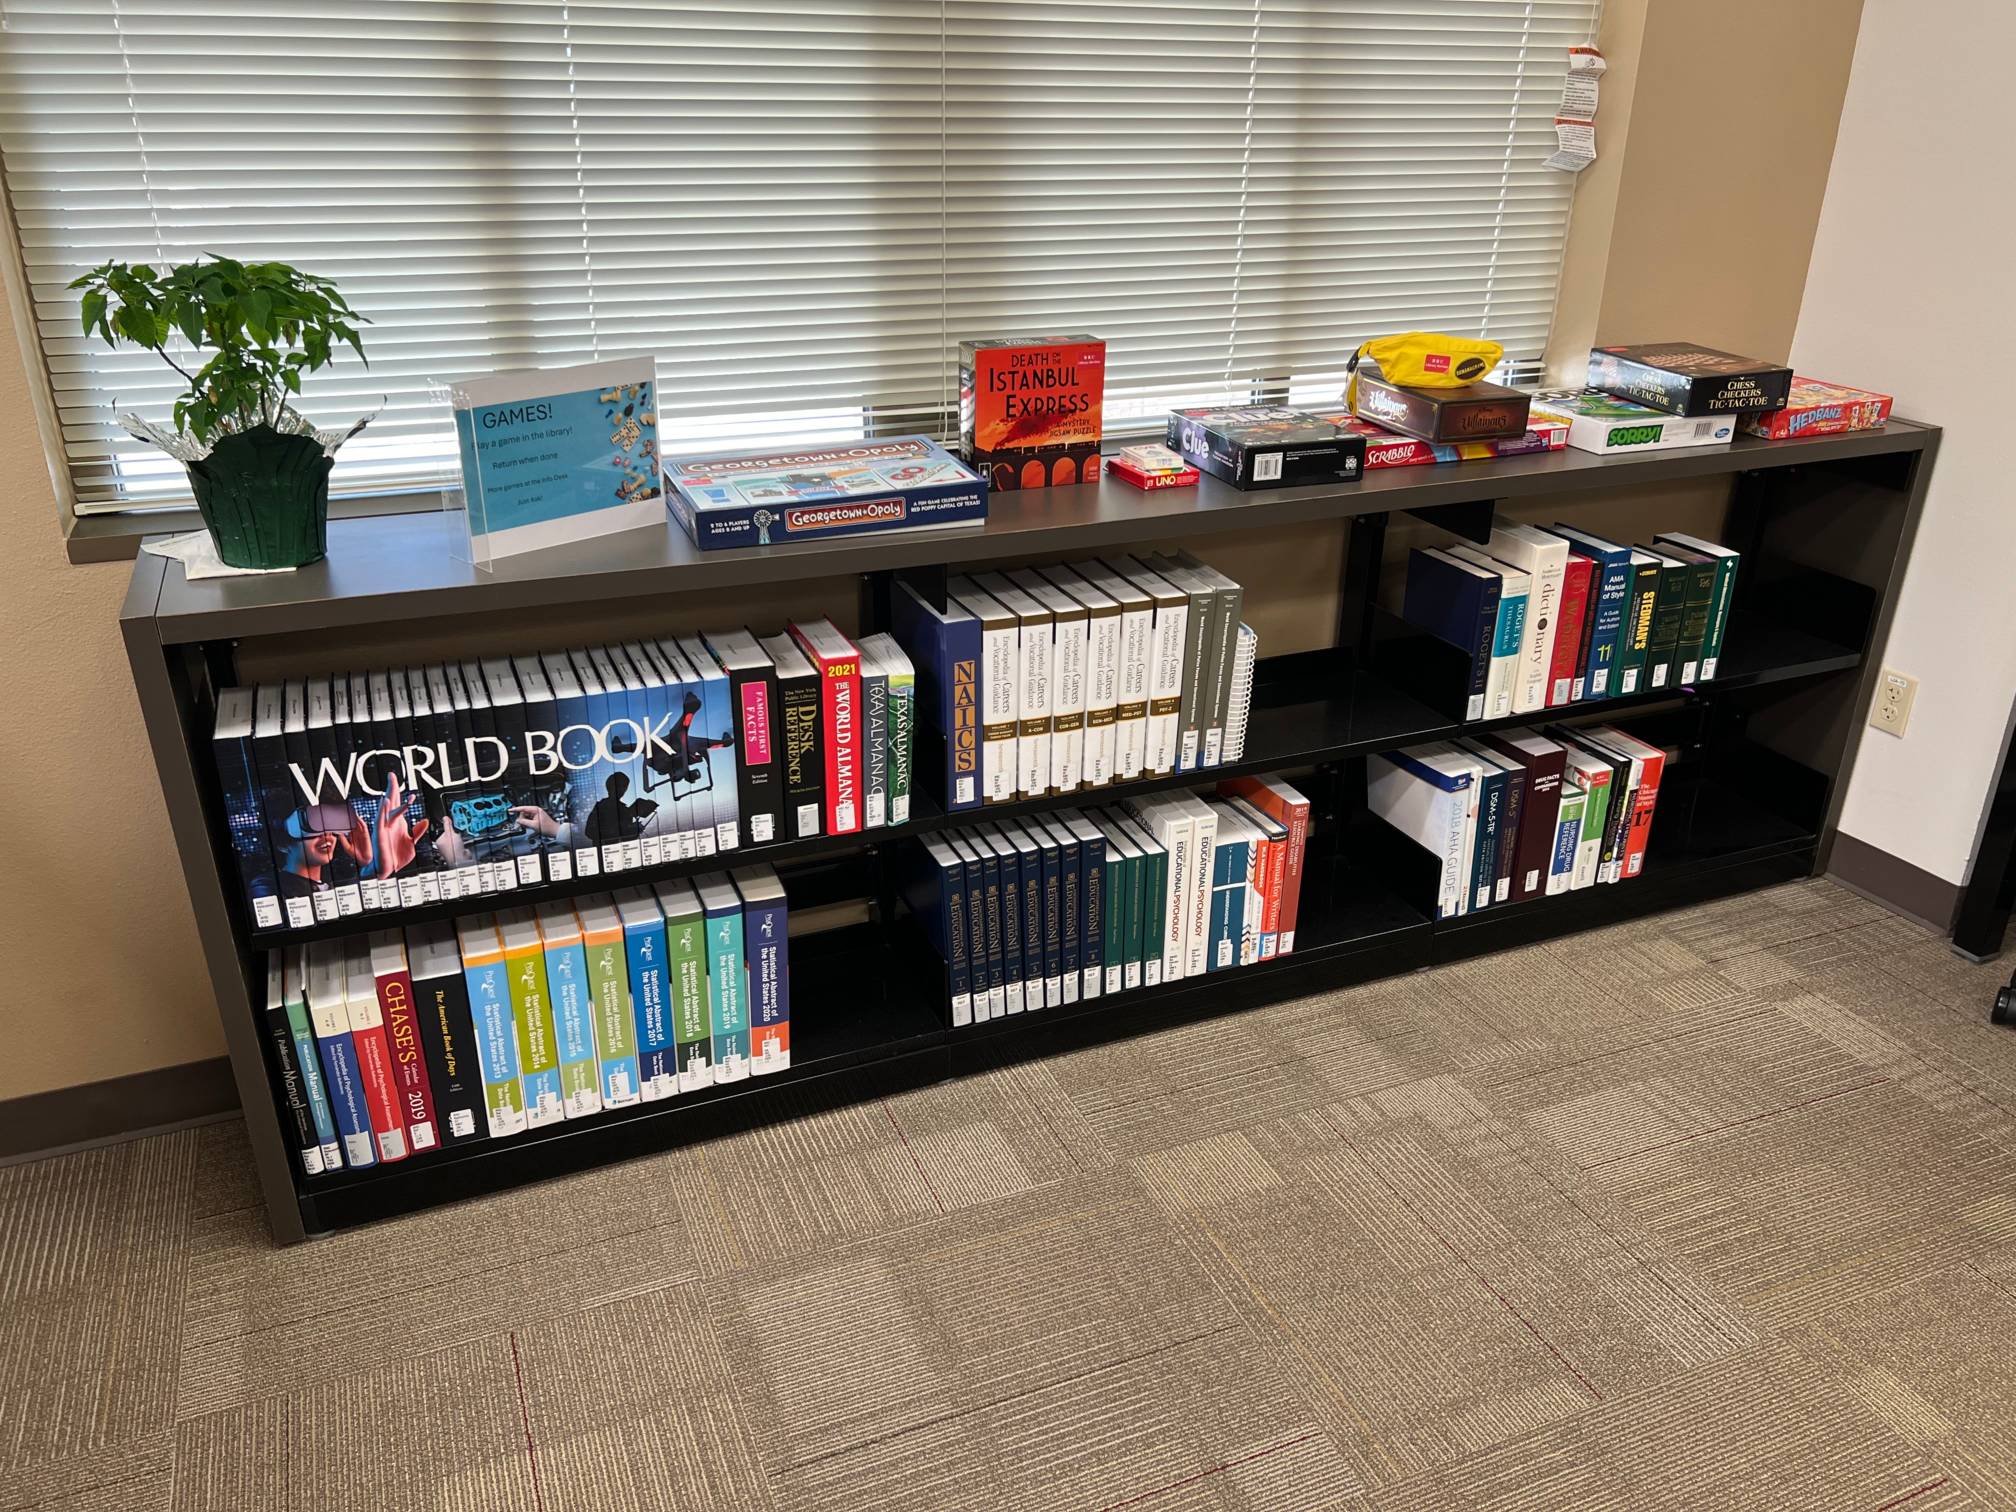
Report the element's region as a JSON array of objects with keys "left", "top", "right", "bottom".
[{"left": 0, "top": 0, "right": 1599, "bottom": 513}]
